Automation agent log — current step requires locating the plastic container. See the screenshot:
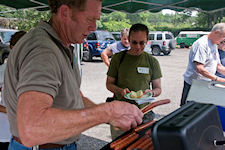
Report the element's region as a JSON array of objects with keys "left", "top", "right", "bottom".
[{"left": 217, "top": 106, "right": 225, "bottom": 131}]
